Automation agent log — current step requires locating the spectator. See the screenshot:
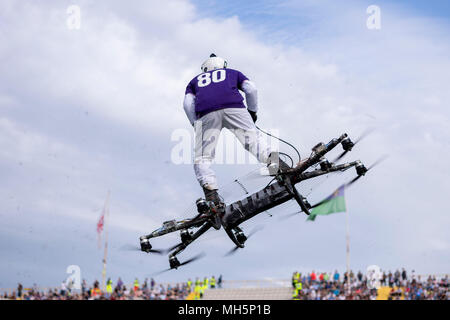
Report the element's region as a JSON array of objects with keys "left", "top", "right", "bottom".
[
  {"left": 151, "top": 278, "right": 155, "bottom": 290},
  {"left": 388, "top": 271, "right": 394, "bottom": 287},
  {"left": 117, "top": 277, "right": 123, "bottom": 291},
  {"left": 333, "top": 270, "right": 340, "bottom": 282},
  {"left": 310, "top": 271, "right": 317, "bottom": 283},
  {"left": 357, "top": 271, "right": 363, "bottom": 282},
  {"left": 106, "top": 278, "right": 113, "bottom": 298},
  {"left": 292, "top": 272, "right": 297, "bottom": 288},
  {"left": 81, "top": 279, "right": 87, "bottom": 295},
  {"left": 401, "top": 268, "right": 407, "bottom": 281},
  {"left": 17, "top": 283, "right": 23, "bottom": 299},
  {"left": 60, "top": 281, "right": 67, "bottom": 297},
  {"left": 394, "top": 269, "right": 401, "bottom": 286},
  {"left": 143, "top": 278, "right": 149, "bottom": 295},
  {"left": 67, "top": 278, "right": 74, "bottom": 296}
]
